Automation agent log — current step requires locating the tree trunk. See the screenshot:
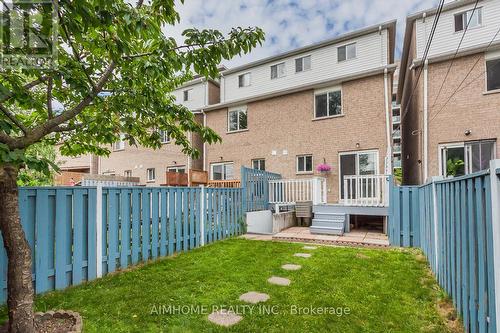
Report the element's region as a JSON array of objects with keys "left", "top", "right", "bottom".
[{"left": 0, "top": 164, "right": 35, "bottom": 333}]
